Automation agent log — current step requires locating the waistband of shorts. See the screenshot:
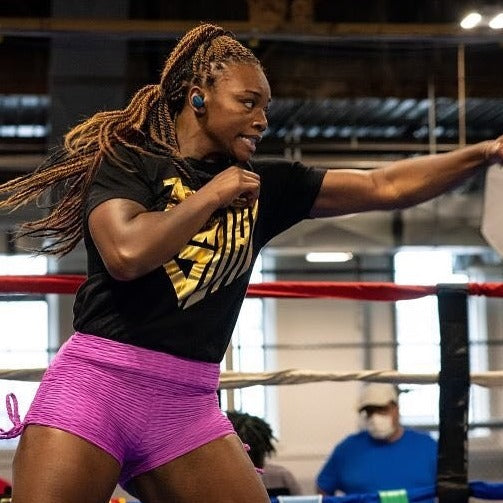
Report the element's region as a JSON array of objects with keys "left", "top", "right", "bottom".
[{"left": 66, "top": 332, "right": 221, "bottom": 388}]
